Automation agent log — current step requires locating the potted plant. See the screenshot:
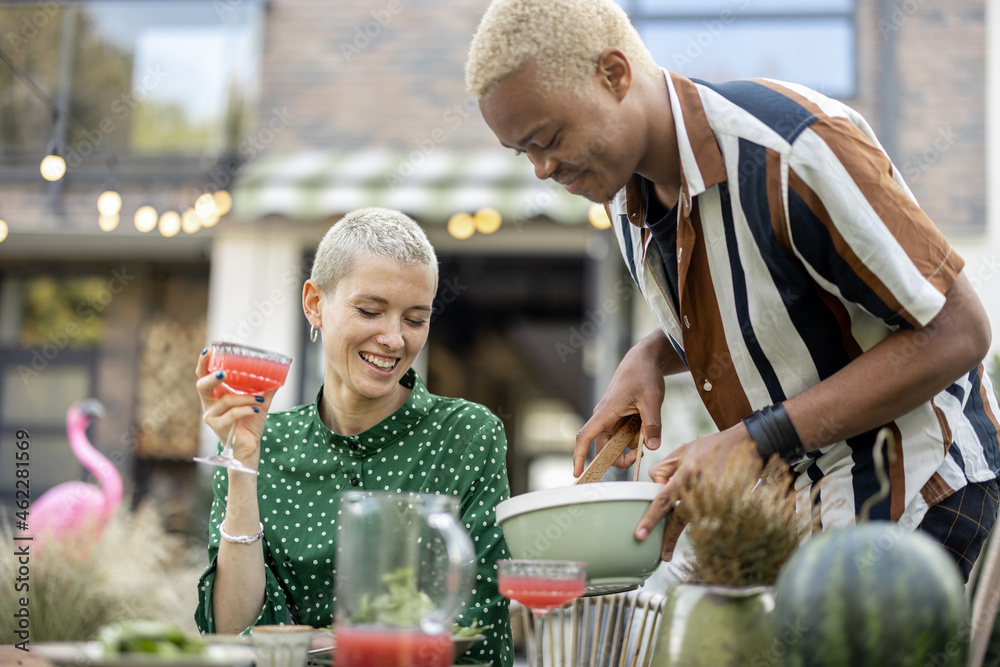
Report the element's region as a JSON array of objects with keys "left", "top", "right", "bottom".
[{"left": 652, "top": 450, "right": 814, "bottom": 665}]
